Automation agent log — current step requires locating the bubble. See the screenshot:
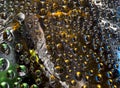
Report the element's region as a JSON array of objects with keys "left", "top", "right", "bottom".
[{"left": 0, "top": 57, "right": 9, "bottom": 71}]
